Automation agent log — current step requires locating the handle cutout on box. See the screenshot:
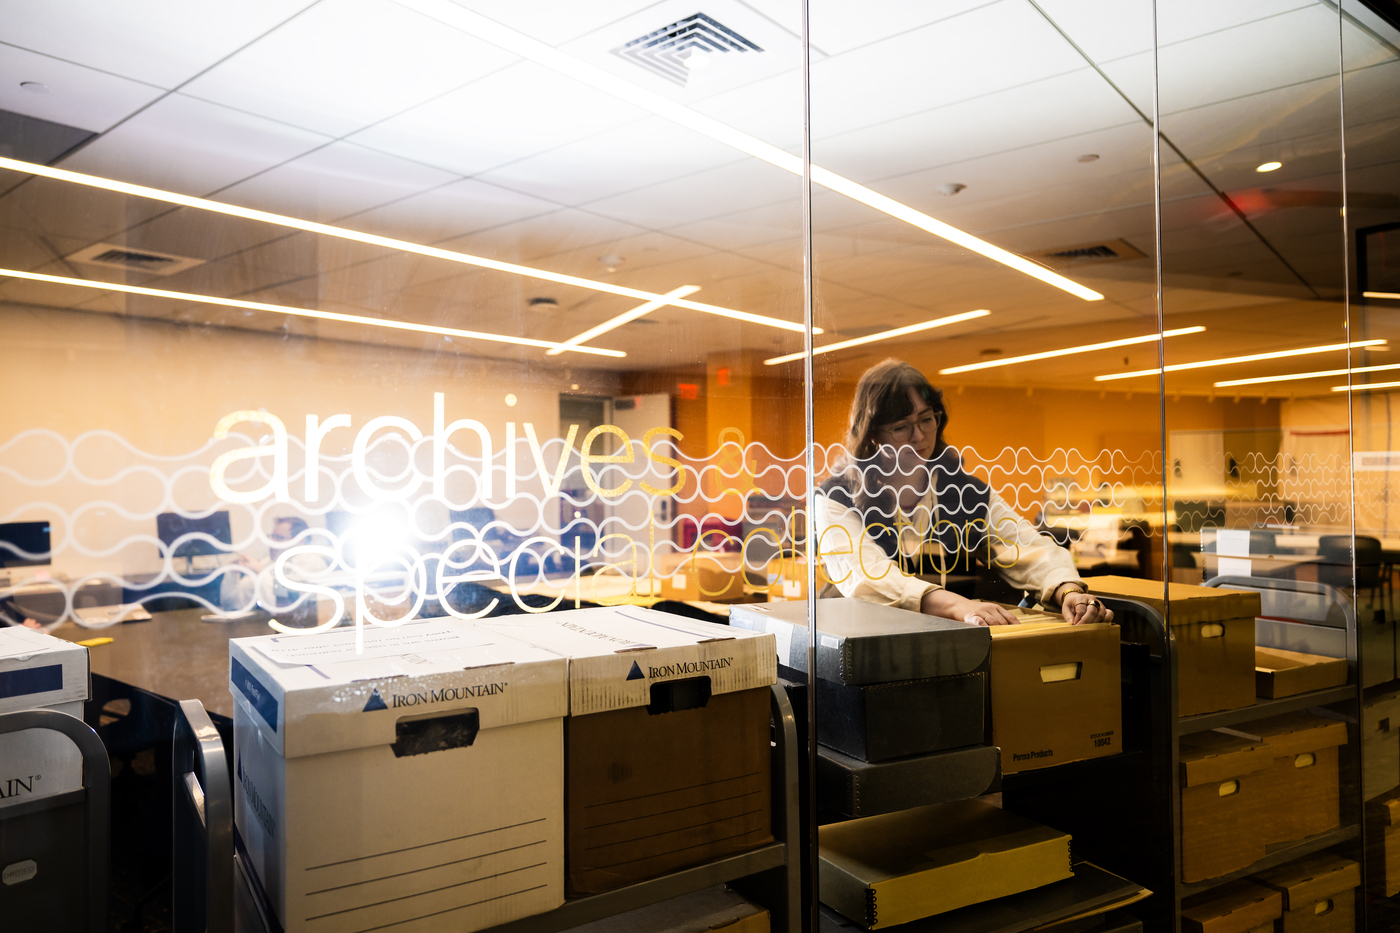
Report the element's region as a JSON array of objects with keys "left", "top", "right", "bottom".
[
  {"left": 1218, "top": 780, "right": 1240, "bottom": 797},
  {"left": 391, "top": 708, "right": 479, "bottom": 758},
  {"left": 1040, "top": 662, "right": 1082, "bottom": 683},
  {"left": 1315, "top": 899, "right": 1333, "bottom": 916},
  {"left": 648, "top": 676, "right": 711, "bottom": 715},
  {"left": 1200, "top": 623, "right": 1225, "bottom": 638},
  {"left": 1295, "top": 752, "right": 1316, "bottom": 769}
]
